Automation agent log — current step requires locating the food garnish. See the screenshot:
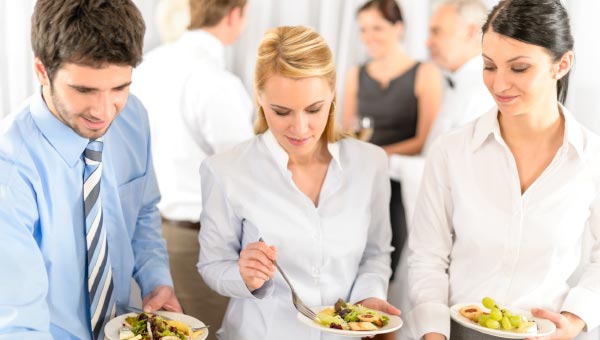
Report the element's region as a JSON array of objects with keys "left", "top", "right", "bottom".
[
  {"left": 119, "top": 312, "right": 204, "bottom": 340},
  {"left": 315, "top": 298, "right": 389, "bottom": 331}
]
